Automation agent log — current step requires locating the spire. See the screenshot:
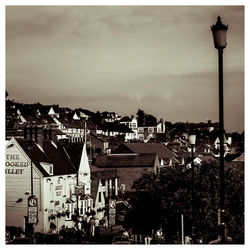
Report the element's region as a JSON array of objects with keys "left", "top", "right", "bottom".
[{"left": 78, "top": 141, "right": 90, "bottom": 177}]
